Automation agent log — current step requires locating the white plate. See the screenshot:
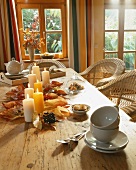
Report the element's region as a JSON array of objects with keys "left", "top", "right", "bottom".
[
  {"left": 85, "top": 130, "right": 128, "bottom": 151},
  {"left": 84, "top": 139, "right": 127, "bottom": 153},
  {"left": 5, "top": 73, "right": 24, "bottom": 76},
  {"left": 5, "top": 73, "right": 24, "bottom": 79}
]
